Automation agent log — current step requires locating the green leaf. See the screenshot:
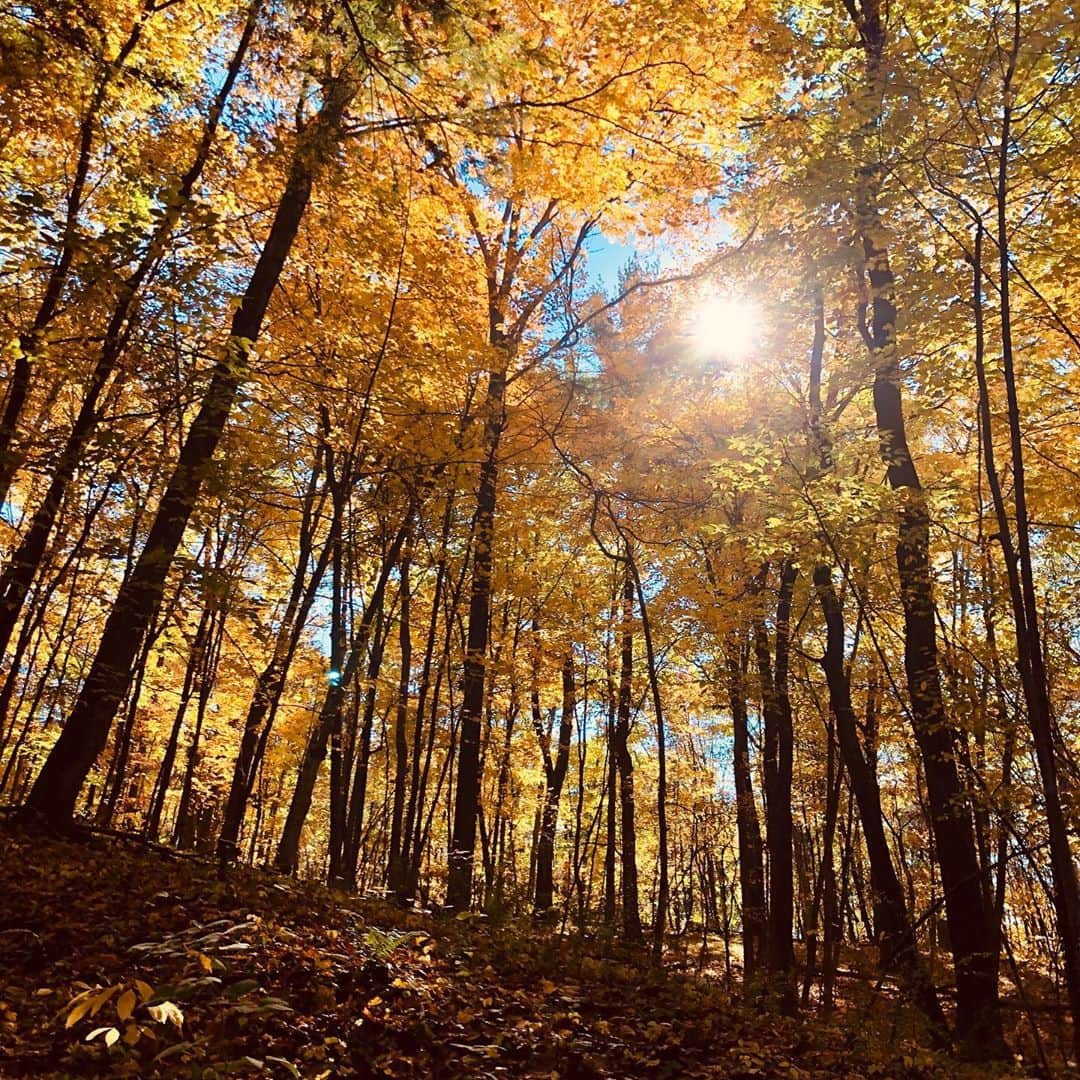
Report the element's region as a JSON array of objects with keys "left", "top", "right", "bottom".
[{"left": 267, "top": 1056, "right": 301, "bottom": 1078}]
